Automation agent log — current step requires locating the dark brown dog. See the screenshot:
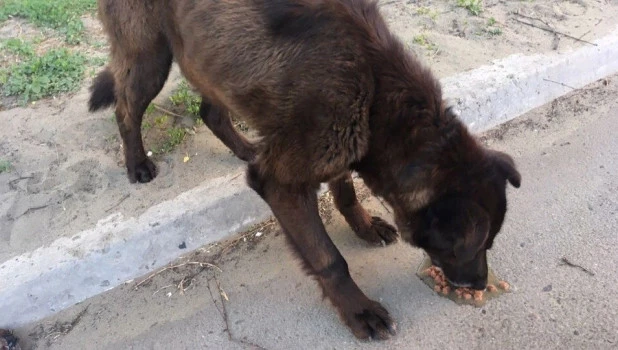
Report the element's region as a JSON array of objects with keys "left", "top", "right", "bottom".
[{"left": 88, "top": 0, "right": 521, "bottom": 340}]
